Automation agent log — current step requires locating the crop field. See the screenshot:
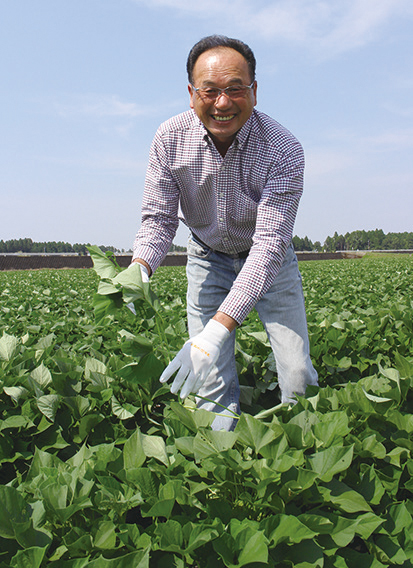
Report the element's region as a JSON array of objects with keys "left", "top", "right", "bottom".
[{"left": 0, "top": 250, "right": 412, "bottom": 567}]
